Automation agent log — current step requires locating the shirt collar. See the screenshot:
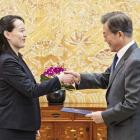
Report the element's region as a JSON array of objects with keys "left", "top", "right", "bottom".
[{"left": 117, "top": 40, "right": 135, "bottom": 60}]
